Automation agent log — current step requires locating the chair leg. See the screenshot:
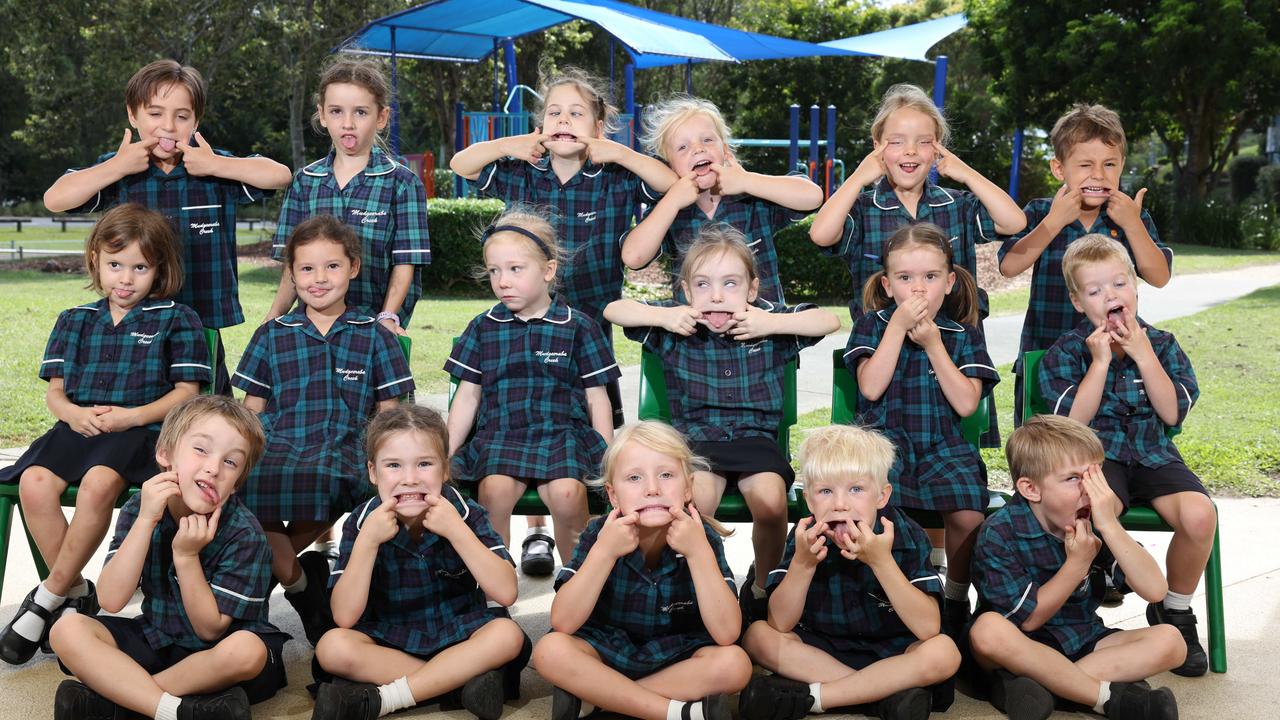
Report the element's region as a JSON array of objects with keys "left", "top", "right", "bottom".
[
  {"left": 15, "top": 502, "right": 50, "bottom": 580},
  {"left": 0, "top": 497, "right": 13, "bottom": 600},
  {"left": 1205, "top": 519, "right": 1226, "bottom": 673}
]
